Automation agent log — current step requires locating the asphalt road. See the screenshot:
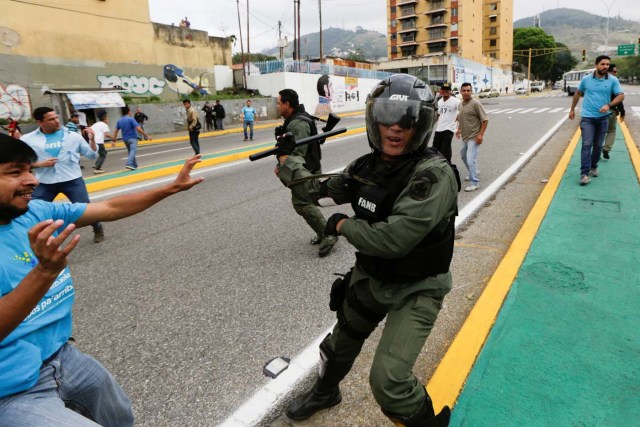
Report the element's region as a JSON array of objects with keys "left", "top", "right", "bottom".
[{"left": 67, "top": 88, "right": 639, "bottom": 426}]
